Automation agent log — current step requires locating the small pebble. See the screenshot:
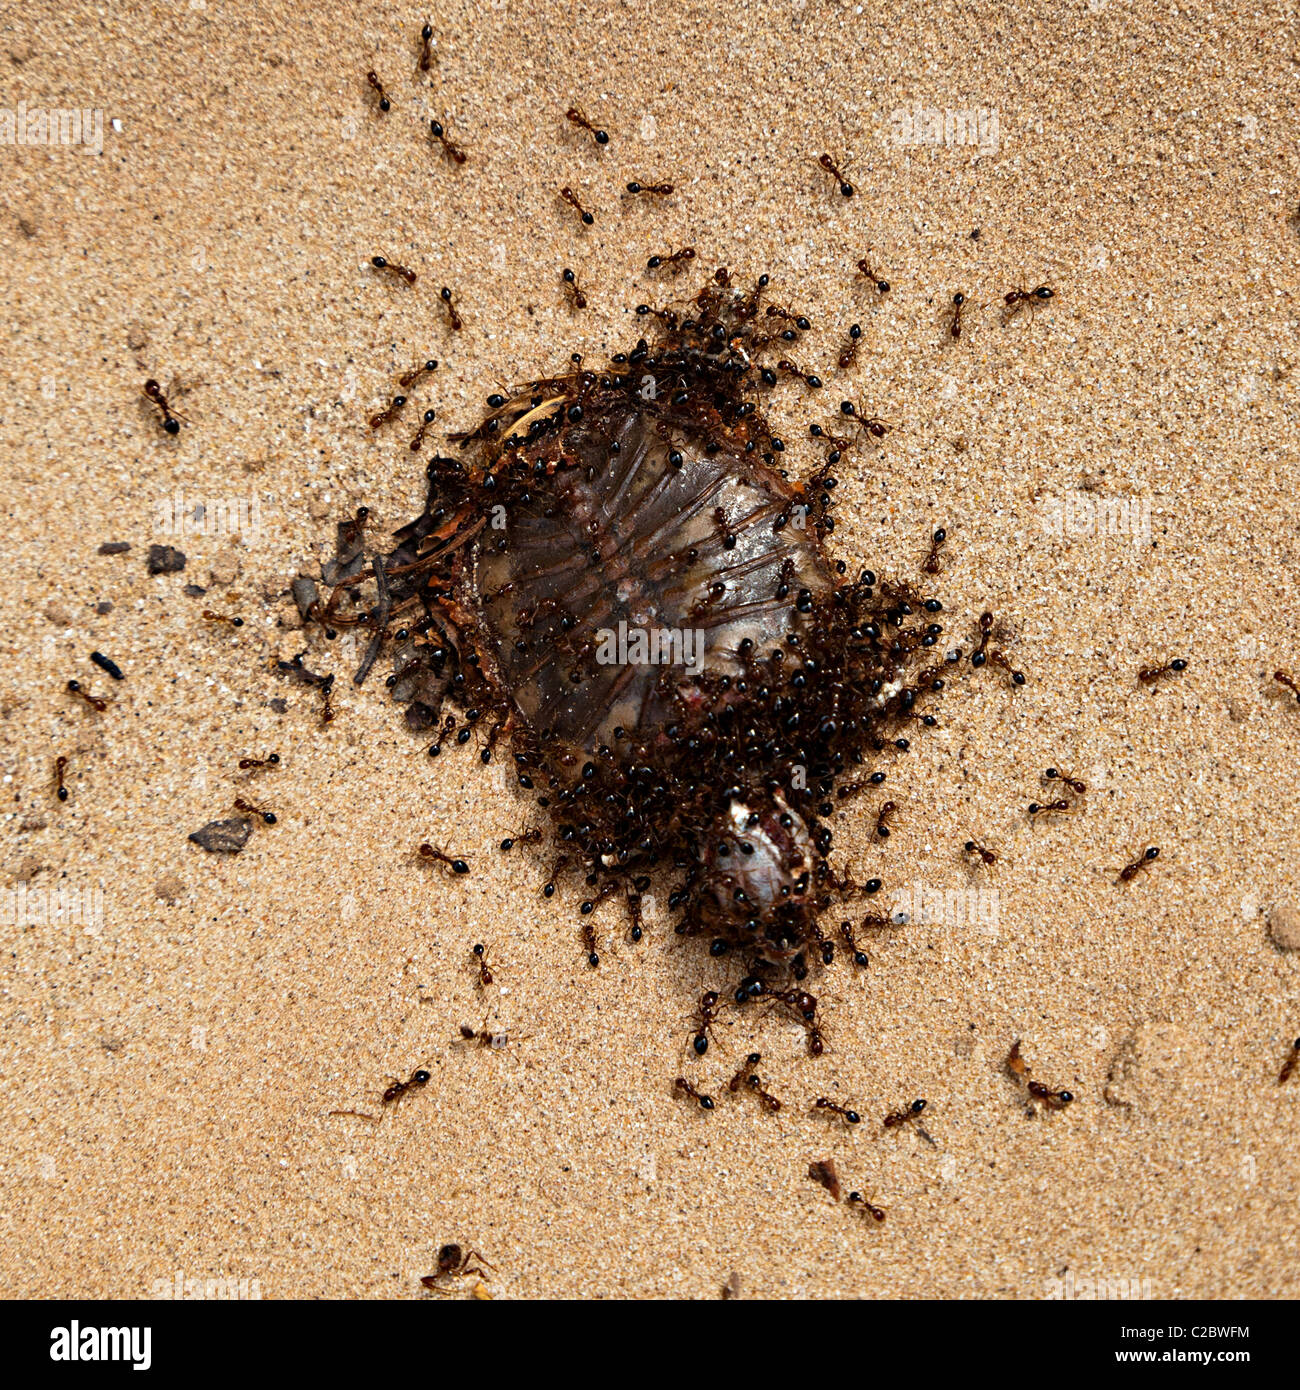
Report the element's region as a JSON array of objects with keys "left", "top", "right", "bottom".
[
  {"left": 188, "top": 818, "right": 255, "bottom": 854},
  {"left": 1268, "top": 901, "right": 1300, "bottom": 951},
  {"left": 147, "top": 544, "right": 187, "bottom": 575}
]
